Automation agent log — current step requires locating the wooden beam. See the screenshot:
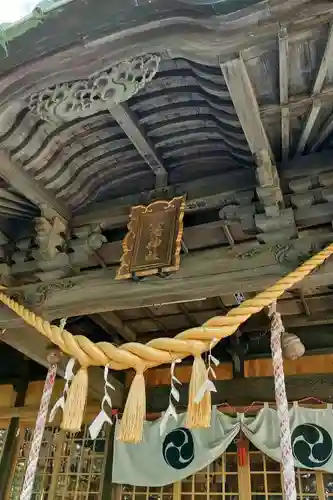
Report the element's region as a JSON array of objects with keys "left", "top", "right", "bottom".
[
  {"left": 72, "top": 170, "right": 255, "bottom": 227},
  {"left": 0, "top": 325, "right": 123, "bottom": 405},
  {"left": 244, "top": 354, "right": 333, "bottom": 378},
  {"left": 123, "top": 292, "right": 333, "bottom": 341},
  {"left": 298, "top": 288, "right": 311, "bottom": 316},
  {"left": 0, "top": 403, "right": 101, "bottom": 422},
  {"left": 280, "top": 149, "right": 333, "bottom": 179},
  {"left": 278, "top": 26, "right": 290, "bottom": 162},
  {"left": 312, "top": 25, "right": 333, "bottom": 95},
  {"left": 71, "top": 149, "right": 333, "bottom": 231},
  {"left": 220, "top": 56, "right": 285, "bottom": 235},
  {"left": 284, "top": 310, "right": 333, "bottom": 329},
  {"left": 260, "top": 84, "right": 333, "bottom": 119},
  {"left": 295, "top": 99, "right": 321, "bottom": 155},
  {"left": 138, "top": 353, "right": 333, "bottom": 387},
  {"left": 90, "top": 314, "right": 121, "bottom": 343},
  {"left": 92, "top": 311, "right": 136, "bottom": 342},
  {"left": 177, "top": 303, "right": 198, "bottom": 327},
  {"left": 144, "top": 307, "right": 169, "bottom": 335},
  {"left": 126, "top": 362, "right": 233, "bottom": 387},
  {"left": 0, "top": 150, "right": 70, "bottom": 221},
  {"left": 310, "top": 115, "right": 333, "bottom": 152},
  {"left": 296, "top": 24, "right": 333, "bottom": 154},
  {"left": 242, "top": 307, "right": 333, "bottom": 333},
  {"left": 3, "top": 233, "right": 333, "bottom": 326},
  {"left": 147, "top": 374, "right": 333, "bottom": 411},
  {"left": 110, "top": 104, "right": 168, "bottom": 188},
  {"left": 220, "top": 56, "right": 274, "bottom": 161}
]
